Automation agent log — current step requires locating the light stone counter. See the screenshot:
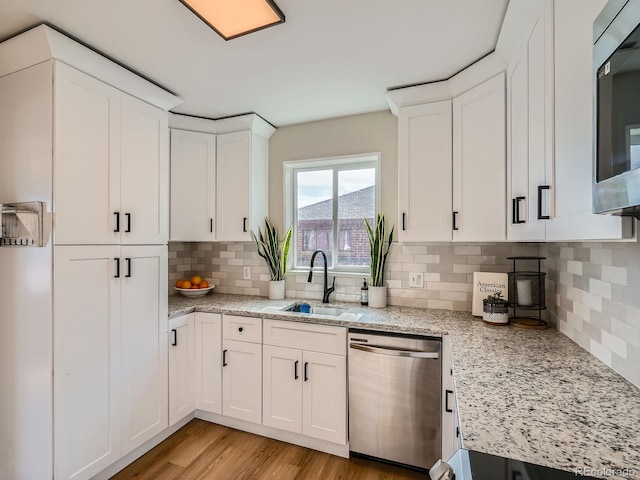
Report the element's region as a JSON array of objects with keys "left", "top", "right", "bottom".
[{"left": 169, "top": 293, "right": 640, "bottom": 480}]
